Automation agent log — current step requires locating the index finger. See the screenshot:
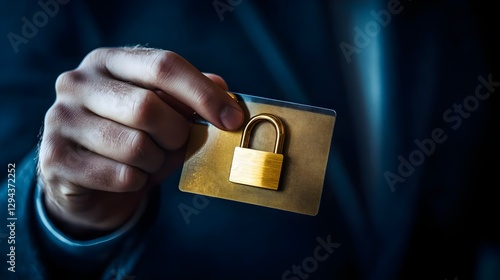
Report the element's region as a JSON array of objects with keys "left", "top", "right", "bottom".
[{"left": 82, "top": 47, "right": 244, "bottom": 130}]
